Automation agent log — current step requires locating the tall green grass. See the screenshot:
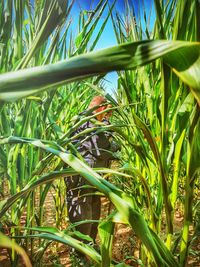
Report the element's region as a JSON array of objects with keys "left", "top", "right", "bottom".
[{"left": 110, "top": 0, "right": 200, "bottom": 265}]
